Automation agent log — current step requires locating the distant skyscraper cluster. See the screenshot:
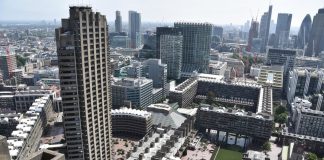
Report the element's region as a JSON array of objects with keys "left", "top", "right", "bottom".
[
  {"left": 306, "top": 9, "right": 324, "bottom": 57},
  {"left": 259, "top": 5, "right": 272, "bottom": 53},
  {"left": 243, "top": 5, "right": 324, "bottom": 57},
  {"left": 111, "top": 10, "right": 142, "bottom": 49},
  {"left": 297, "top": 14, "right": 312, "bottom": 50},
  {"left": 254, "top": 7, "right": 324, "bottom": 57},
  {"left": 274, "top": 13, "right": 292, "bottom": 49},
  {"left": 246, "top": 5, "right": 273, "bottom": 53}
]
